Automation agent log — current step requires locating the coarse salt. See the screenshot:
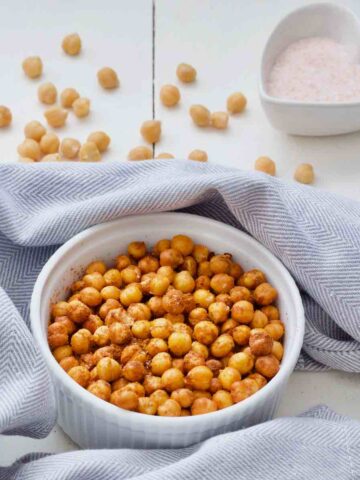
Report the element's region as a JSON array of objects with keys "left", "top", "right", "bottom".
[{"left": 267, "top": 37, "right": 360, "bottom": 102}]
